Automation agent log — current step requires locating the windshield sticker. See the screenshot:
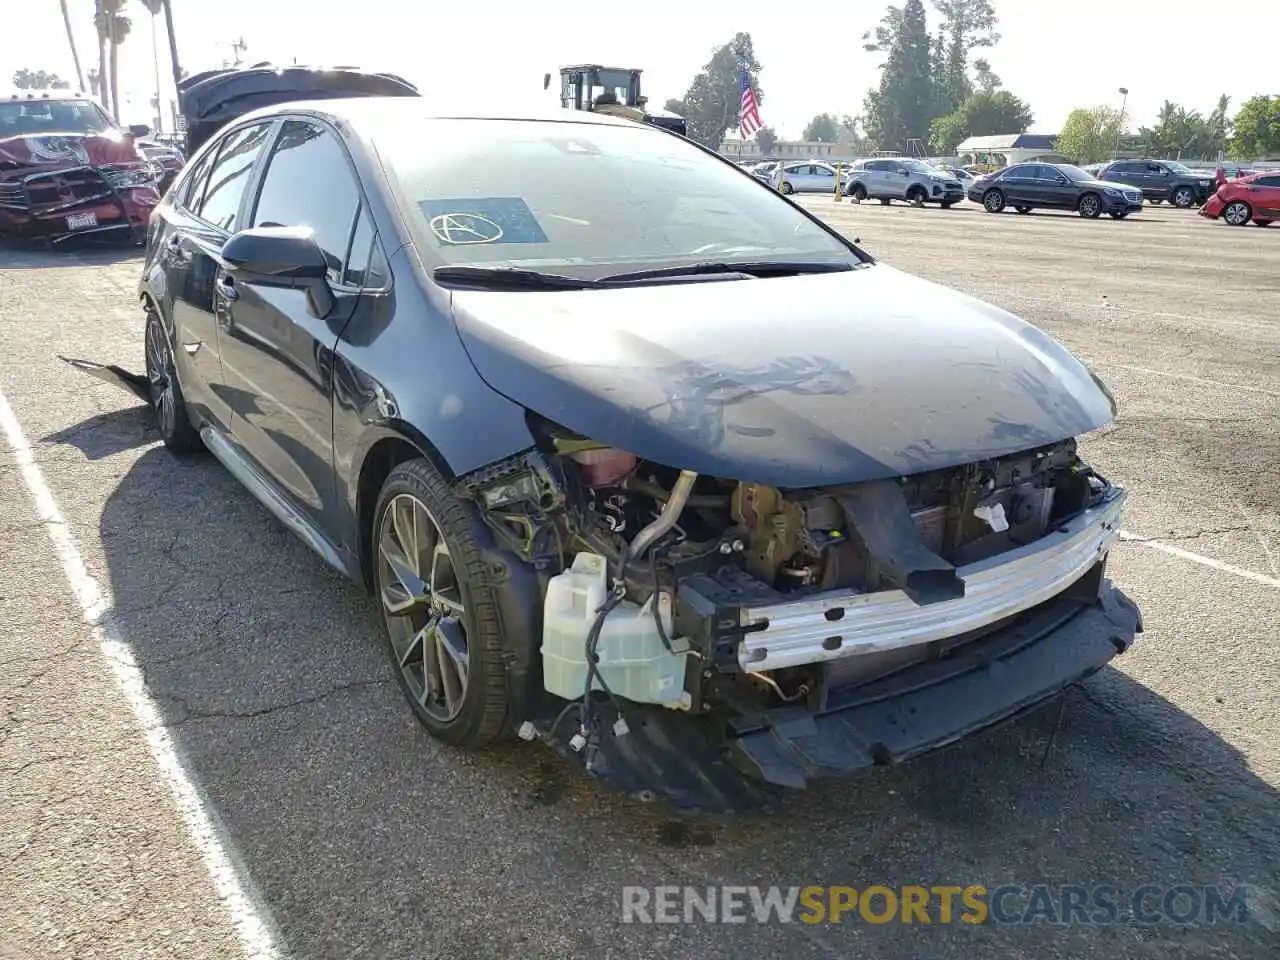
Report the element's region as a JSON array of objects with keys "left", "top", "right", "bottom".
[{"left": 420, "top": 197, "right": 548, "bottom": 246}]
